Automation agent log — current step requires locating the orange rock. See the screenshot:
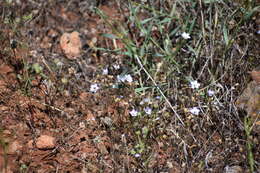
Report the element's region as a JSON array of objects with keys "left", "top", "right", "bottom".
[
  {"left": 79, "top": 92, "right": 91, "bottom": 101},
  {"left": 236, "top": 81, "right": 260, "bottom": 114},
  {"left": 27, "top": 140, "right": 34, "bottom": 149},
  {"left": 250, "top": 69, "right": 260, "bottom": 84},
  {"left": 85, "top": 111, "right": 97, "bottom": 126},
  {"left": 40, "top": 36, "right": 51, "bottom": 49},
  {"left": 7, "top": 141, "right": 22, "bottom": 154},
  {"left": 0, "top": 106, "right": 8, "bottom": 111},
  {"left": 60, "top": 31, "right": 82, "bottom": 59},
  {"left": 36, "top": 135, "right": 55, "bottom": 149},
  {"left": 224, "top": 165, "right": 243, "bottom": 173},
  {"left": 169, "top": 161, "right": 182, "bottom": 173},
  {"left": 236, "top": 68, "right": 260, "bottom": 128},
  {"left": 0, "top": 80, "right": 6, "bottom": 88},
  {"left": 0, "top": 65, "right": 13, "bottom": 75}
]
